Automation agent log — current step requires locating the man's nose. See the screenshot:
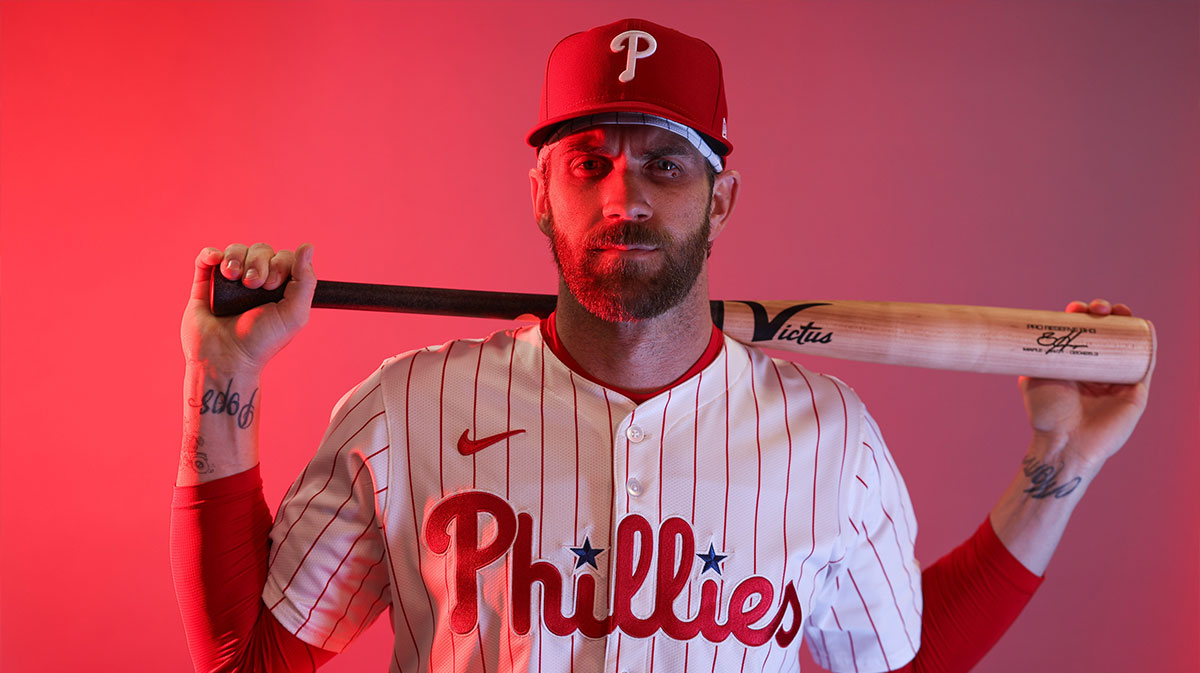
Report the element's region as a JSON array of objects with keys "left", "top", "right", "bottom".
[{"left": 600, "top": 165, "right": 652, "bottom": 222}]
